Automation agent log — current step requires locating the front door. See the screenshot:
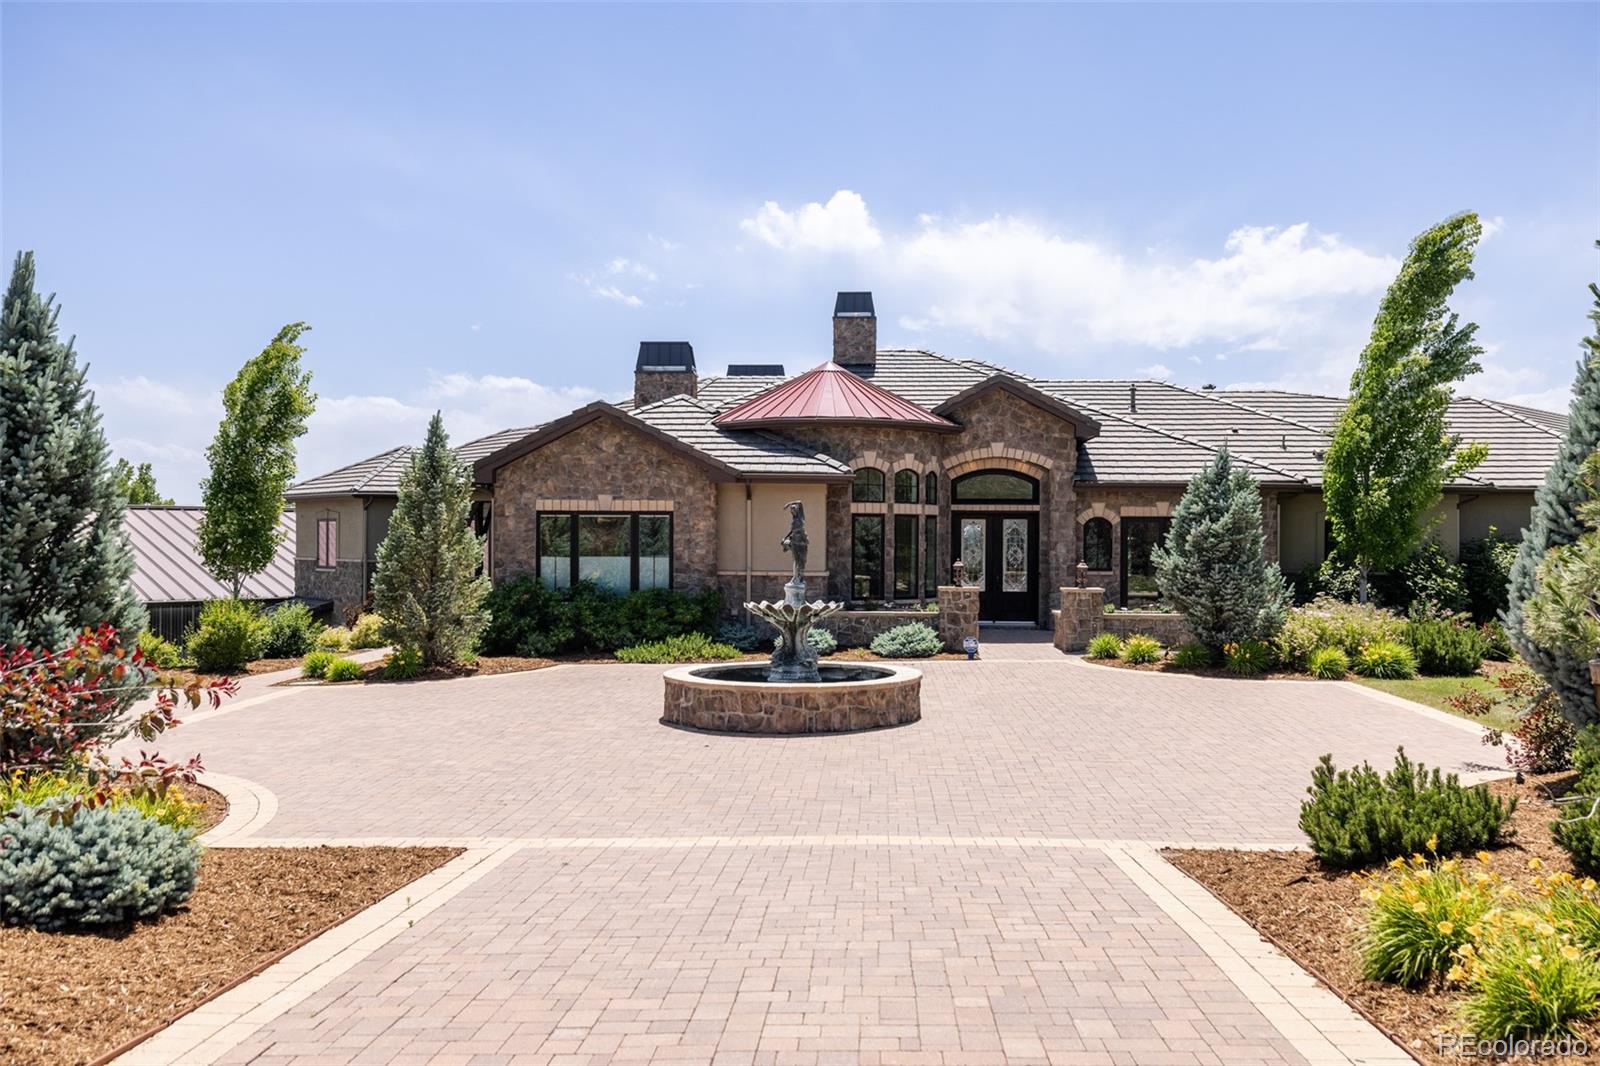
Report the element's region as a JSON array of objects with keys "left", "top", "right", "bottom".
[{"left": 953, "top": 512, "right": 1039, "bottom": 622}]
